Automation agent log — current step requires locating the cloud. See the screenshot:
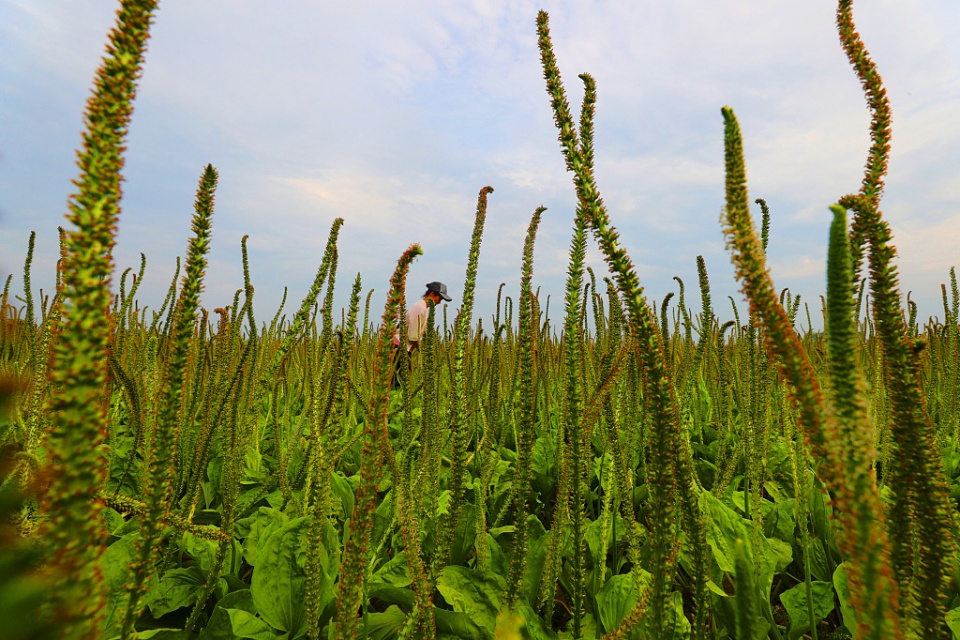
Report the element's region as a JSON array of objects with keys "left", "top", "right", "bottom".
[{"left": 1, "top": 0, "right": 957, "bottom": 328}]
